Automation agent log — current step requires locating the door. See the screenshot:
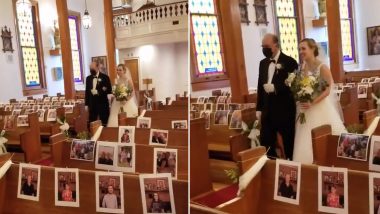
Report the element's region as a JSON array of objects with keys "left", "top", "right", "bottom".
[{"left": 124, "top": 59, "right": 140, "bottom": 91}]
